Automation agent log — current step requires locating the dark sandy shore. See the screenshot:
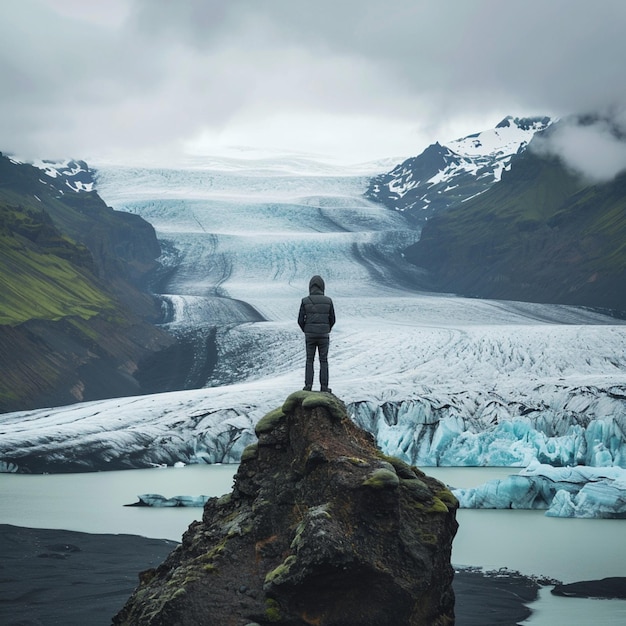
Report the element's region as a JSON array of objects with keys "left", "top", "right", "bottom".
[
  {"left": 0, "top": 525, "right": 178, "bottom": 626},
  {"left": 1, "top": 524, "right": 622, "bottom": 626}
]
